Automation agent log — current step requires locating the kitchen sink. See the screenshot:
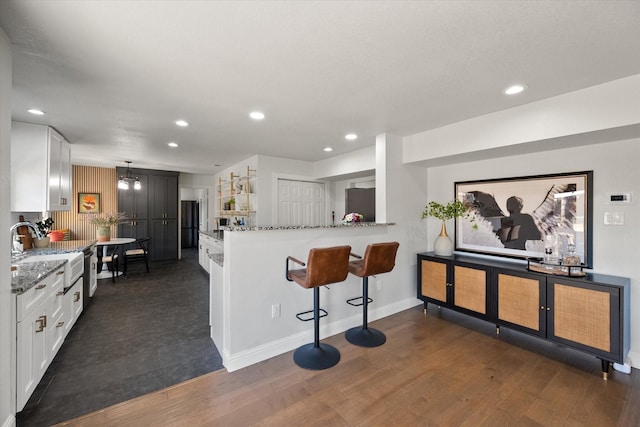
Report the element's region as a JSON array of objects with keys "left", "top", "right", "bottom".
[{"left": 15, "top": 252, "right": 84, "bottom": 289}]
